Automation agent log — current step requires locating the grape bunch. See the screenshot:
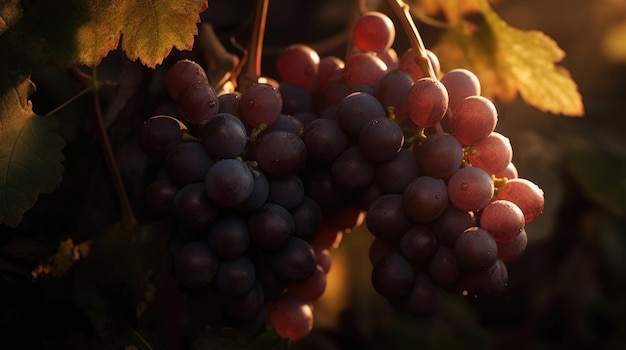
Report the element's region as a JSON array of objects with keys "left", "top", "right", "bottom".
[{"left": 138, "top": 9, "right": 545, "bottom": 341}]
